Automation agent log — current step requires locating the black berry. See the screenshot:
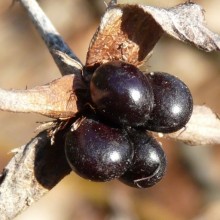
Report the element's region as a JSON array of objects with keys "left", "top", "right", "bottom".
[
  {"left": 65, "top": 118, "right": 133, "bottom": 182},
  {"left": 119, "top": 130, "right": 166, "bottom": 188},
  {"left": 90, "top": 61, "right": 154, "bottom": 127},
  {"left": 145, "top": 72, "right": 193, "bottom": 133}
]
